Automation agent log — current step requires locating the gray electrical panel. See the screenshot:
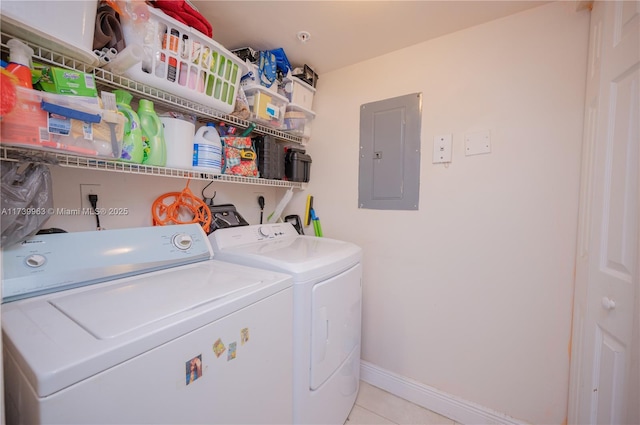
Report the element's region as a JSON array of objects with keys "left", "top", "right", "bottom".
[{"left": 358, "top": 93, "right": 422, "bottom": 210}]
